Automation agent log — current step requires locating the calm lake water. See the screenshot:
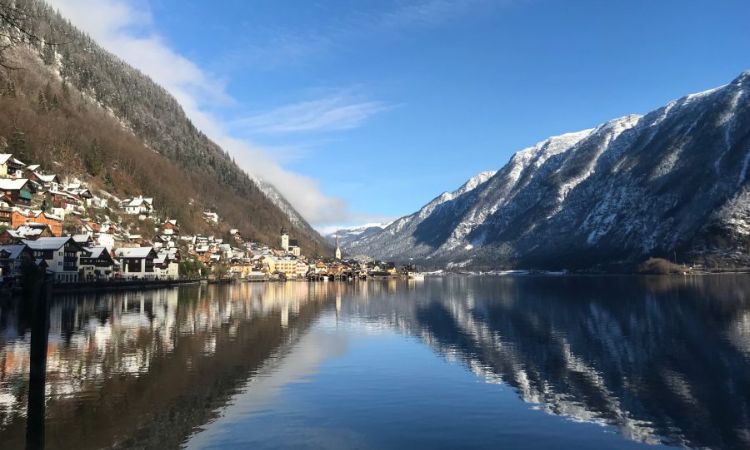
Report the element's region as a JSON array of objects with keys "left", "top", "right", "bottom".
[{"left": 1, "top": 276, "right": 750, "bottom": 449}]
